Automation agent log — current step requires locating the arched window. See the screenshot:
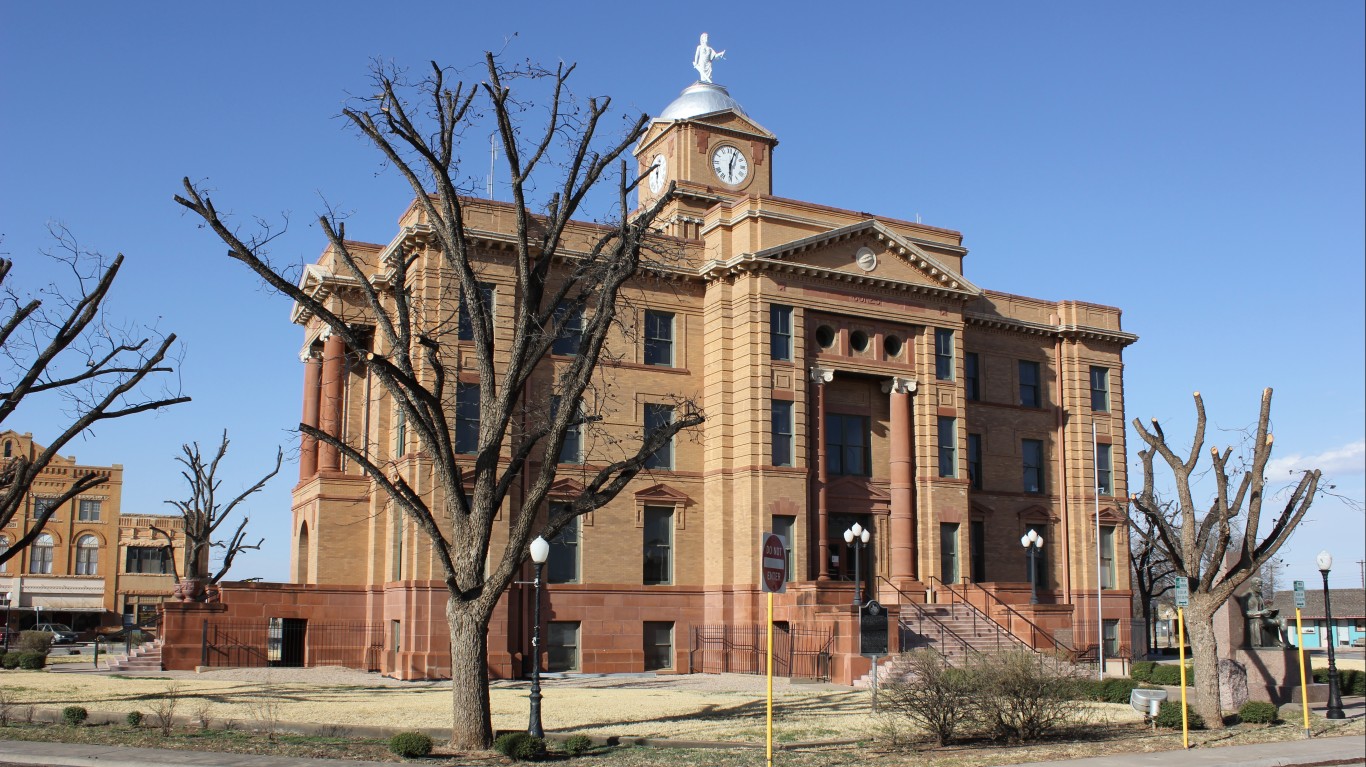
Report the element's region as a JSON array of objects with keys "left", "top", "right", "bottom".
[
  {"left": 297, "top": 522, "right": 310, "bottom": 583},
  {"left": 30, "top": 533, "right": 54, "bottom": 574},
  {"left": 75, "top": 535, "right": 99, "bottom": 575},
  {"left": 3, "top": 440, "right": 11, "bottom": 458},
  {"left": 0, "top": 536, "right": 8, "bottom": 573}
]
